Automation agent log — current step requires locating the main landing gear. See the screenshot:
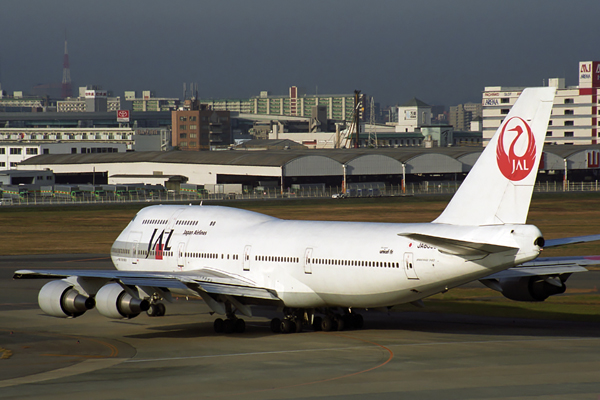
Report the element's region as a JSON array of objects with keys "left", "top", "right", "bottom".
[
  {"left": 270, "top": 308, "right": 364, "bottom": 334},
  {"left": 213, "top": 302, "right": 246, "bottom": 334},
  {"left": 213, "top": 317, "right": 246, "bottom": 334},
  {"left": 146, "top": 302, "right": 166, "bottom": 317},
  {"left": 146, "top": 291, "right": 167, "bottom": 317}
]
